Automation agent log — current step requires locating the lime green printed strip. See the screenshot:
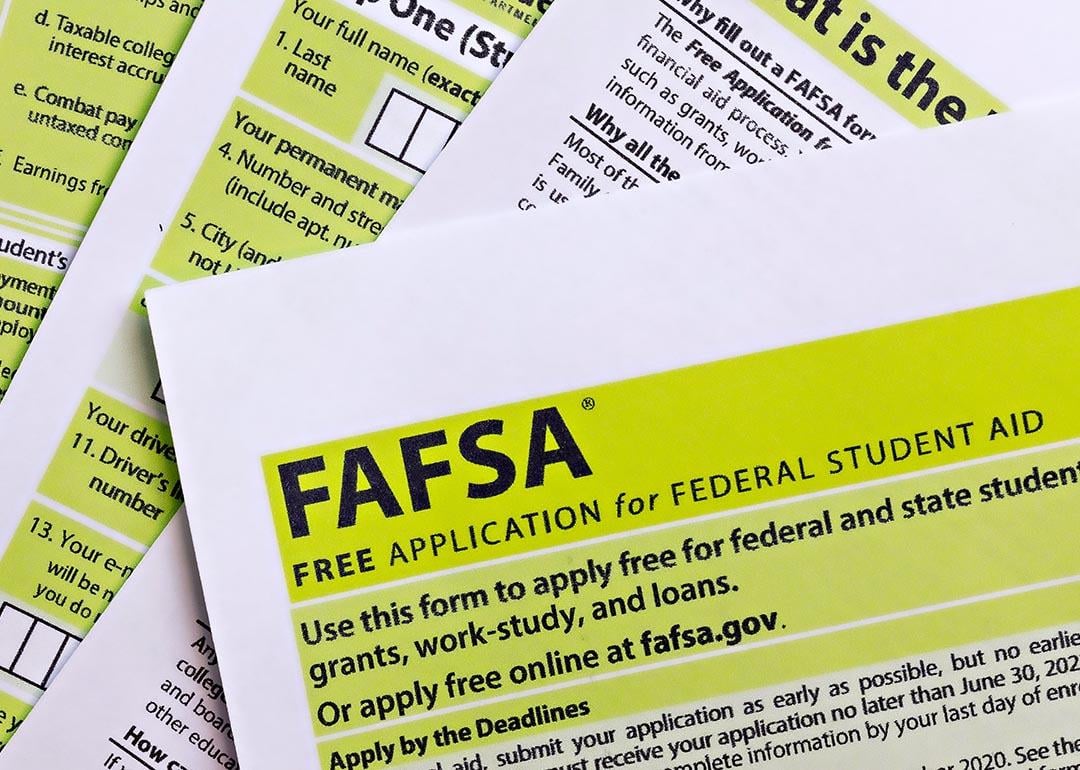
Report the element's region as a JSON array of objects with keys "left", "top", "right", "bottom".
[
  {"left": 0, "top": 203, "right": 84, "bottom": 237},
  {"left": 152, "top": 0, "right": 505, "bottom": 284},
  {"left": 0, "top": 215, "right": 80, "bottom": 249},
  {"left": 38, "top": 389, "right": 182, "bottom": 546},
  {"left": 0, "top": 253, "right": 64, "bottom": 293},
  {"left": 265, "top": 288, "right": 1080, "bottom": 600},
  {"left": 0, "top": 502, "right": 141, "bottom": 635},
  {"left": 0, "top": 0, "right": 200, "bottom": 222},
  {"left": 244, "top": 0, "right": 491, "bottom": 140},
  {"left": 0, "top": 256, "right": 59, "bottom": 400},
  {"left": 747, "top": 0, "right": 1006, "bottom": 127},
  {"left": 0, "top": 255, "right": 63, "bottom": 288},
  {"left": 150, "top": 99, "right": 412, "bottom": 282},
  {"left": 0, "top": 691, "right": 31, "bottom": 749},
  {"left": 319, "top": 583, "right": 1079, "bottom": 765},
  {"left": 0, "top": 335, "right": 40, "bottom": 402}
]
